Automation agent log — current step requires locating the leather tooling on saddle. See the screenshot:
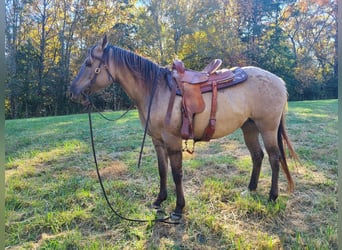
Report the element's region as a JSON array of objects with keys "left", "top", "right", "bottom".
[{"left": 166, "top": 59, "right": 248, "bottom": 142}]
